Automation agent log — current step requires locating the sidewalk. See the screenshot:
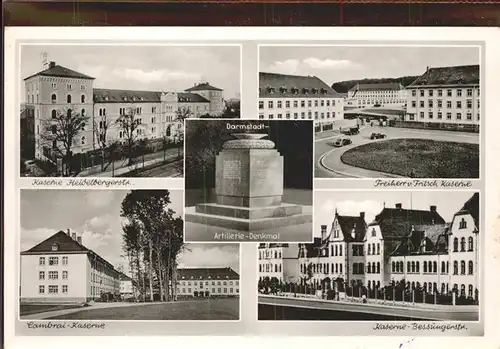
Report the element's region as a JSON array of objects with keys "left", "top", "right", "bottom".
[{"left": 76, "top": 148, "right": 182, "bottom": 177}]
